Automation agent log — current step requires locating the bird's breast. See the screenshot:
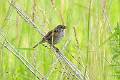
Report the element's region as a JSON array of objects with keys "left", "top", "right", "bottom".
[{"left": 54, "top": 31, "right": 64, "bottom": 44}]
